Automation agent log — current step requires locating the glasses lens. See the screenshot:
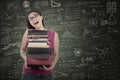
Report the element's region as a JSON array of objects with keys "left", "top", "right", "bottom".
[{"left": 29, "top": 14, "right": 39, "bottom": 21}]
